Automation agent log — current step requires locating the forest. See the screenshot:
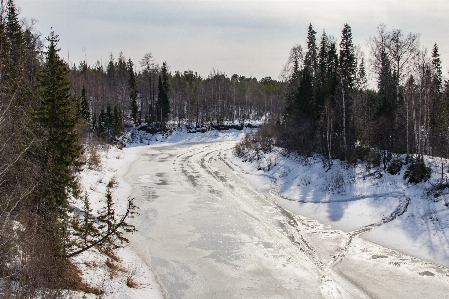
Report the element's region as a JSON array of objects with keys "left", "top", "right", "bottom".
[
  {"left": 0, "top": 0, "right": 448, "bottom": 296},
  {"left": 69, "top": 53, "right": 285, "bottom": 136},
  {"left": 238, "top": 23, "right": 448, "bottom": 185}
]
